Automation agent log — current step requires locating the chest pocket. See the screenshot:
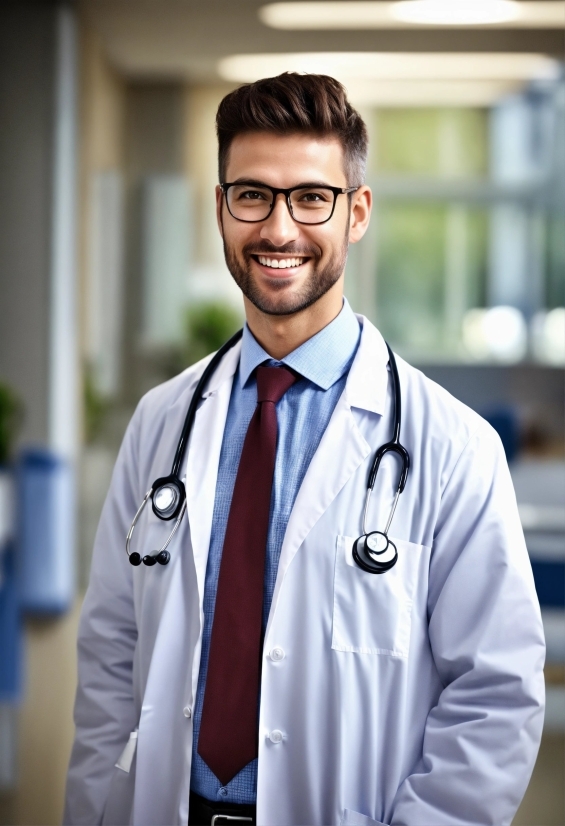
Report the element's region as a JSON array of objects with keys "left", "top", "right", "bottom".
[{"left": 332, "top": 535, "right": 426, "bottom": 656}]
